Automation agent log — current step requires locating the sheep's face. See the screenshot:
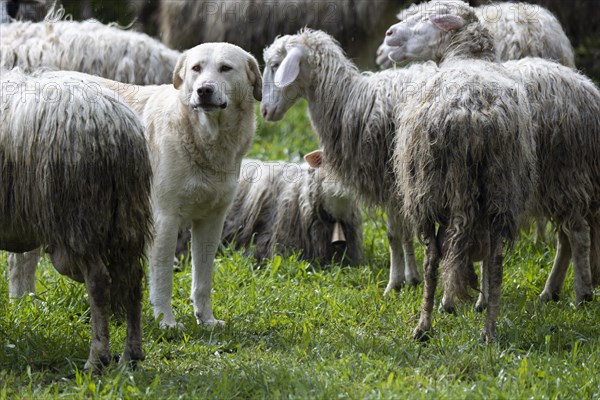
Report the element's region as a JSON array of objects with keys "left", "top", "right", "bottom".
[
  {"left": 172, "top": 42, "right": 262, "bottom": 111},
  {"left": 375, "top": 41, "right": 416, "bottom": 69},
  {"left": 261, "top": 44, "right": 310, "bottom": 121},
  {"left": 384, "top": 11, "right": 465, "bottom": 64}
]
